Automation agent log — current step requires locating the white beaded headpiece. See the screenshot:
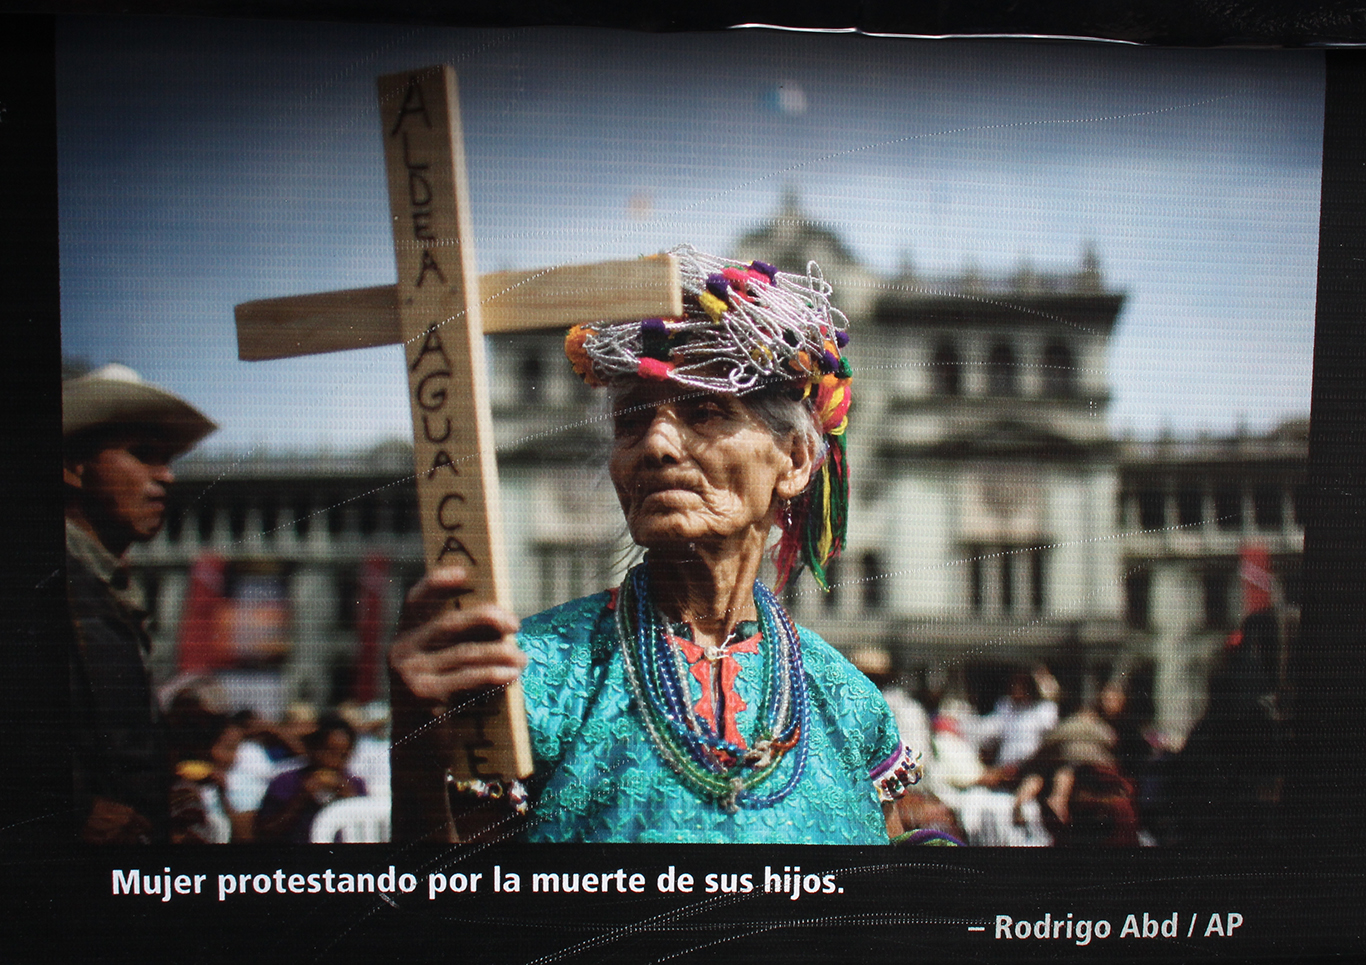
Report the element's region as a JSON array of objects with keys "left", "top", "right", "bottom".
[
  {"left": 563, "top": 244, "right": 855, "bottom": 592},
  {"left": 563, "top": 244, "right": 851, "bottom": 394}
]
